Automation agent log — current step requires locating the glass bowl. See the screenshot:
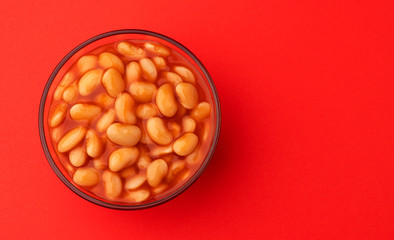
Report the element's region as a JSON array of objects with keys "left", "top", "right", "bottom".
[{"left": 38, "top": 29, "right": 221, "bottom": 210}]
